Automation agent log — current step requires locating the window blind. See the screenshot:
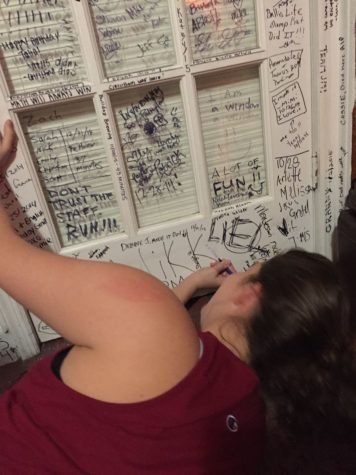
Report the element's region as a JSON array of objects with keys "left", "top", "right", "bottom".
[
  {"left": 185, "top": 0, "right": 258, "bottom": 63},
  {"left": 113, "top": 82, "right": 199, "bottom": 228},
  {"left": 20, "top": 100, "right": 122, "bottom": 246},
  {"left": 196, "top": 67, "right": 266, "bottom": 209},
  {"left": 89, "top": 0, "right": 176, "bottom": 78},
  {"left": 0, "top": 0, "right": 86, "bottom": 94}
]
